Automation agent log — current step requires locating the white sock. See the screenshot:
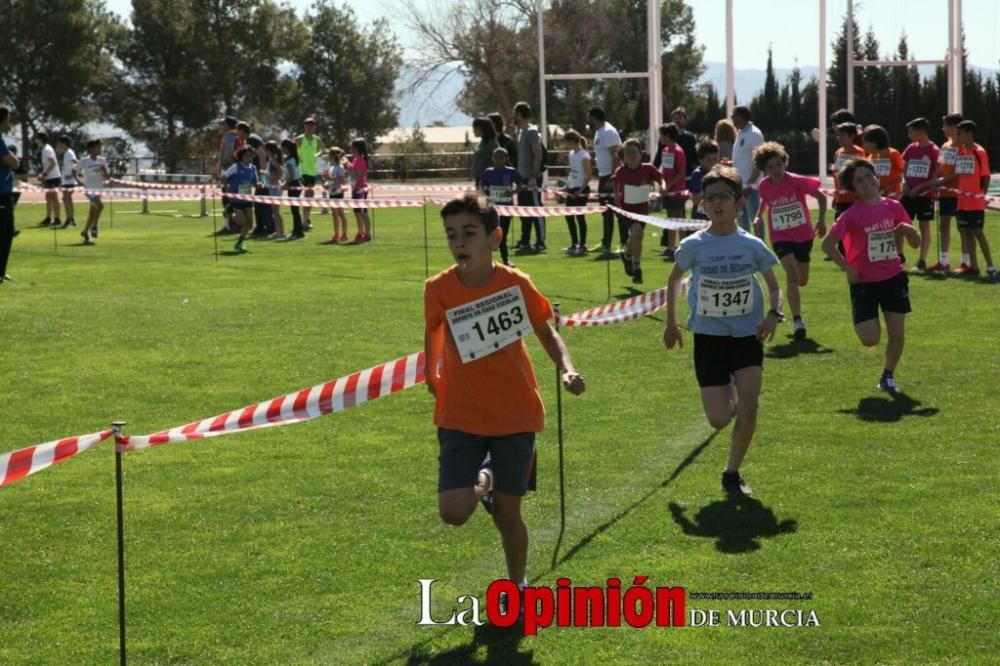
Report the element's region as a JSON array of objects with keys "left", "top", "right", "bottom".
[
  {"left": 962, "top": 253, "right": 971, "bottom": 265},
  {"left": 940, "top": 252, "right": 949, "bottom": 265}
]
